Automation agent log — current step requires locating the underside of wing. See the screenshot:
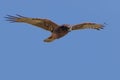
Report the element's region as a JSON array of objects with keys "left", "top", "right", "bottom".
[
  {"left": 5, "top": 14, "right": 59, "bottom": 32},
  {"left": 72, "top": 22, "right": 104, "bottom": 30}
]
